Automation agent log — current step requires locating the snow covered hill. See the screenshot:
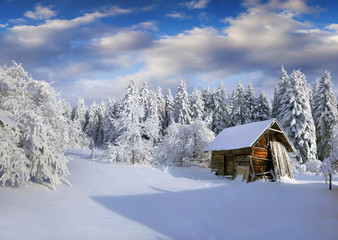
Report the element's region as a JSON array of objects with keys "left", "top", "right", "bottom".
[{"left": 0, "top": 149, "right": 337, "bottom": 240}]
